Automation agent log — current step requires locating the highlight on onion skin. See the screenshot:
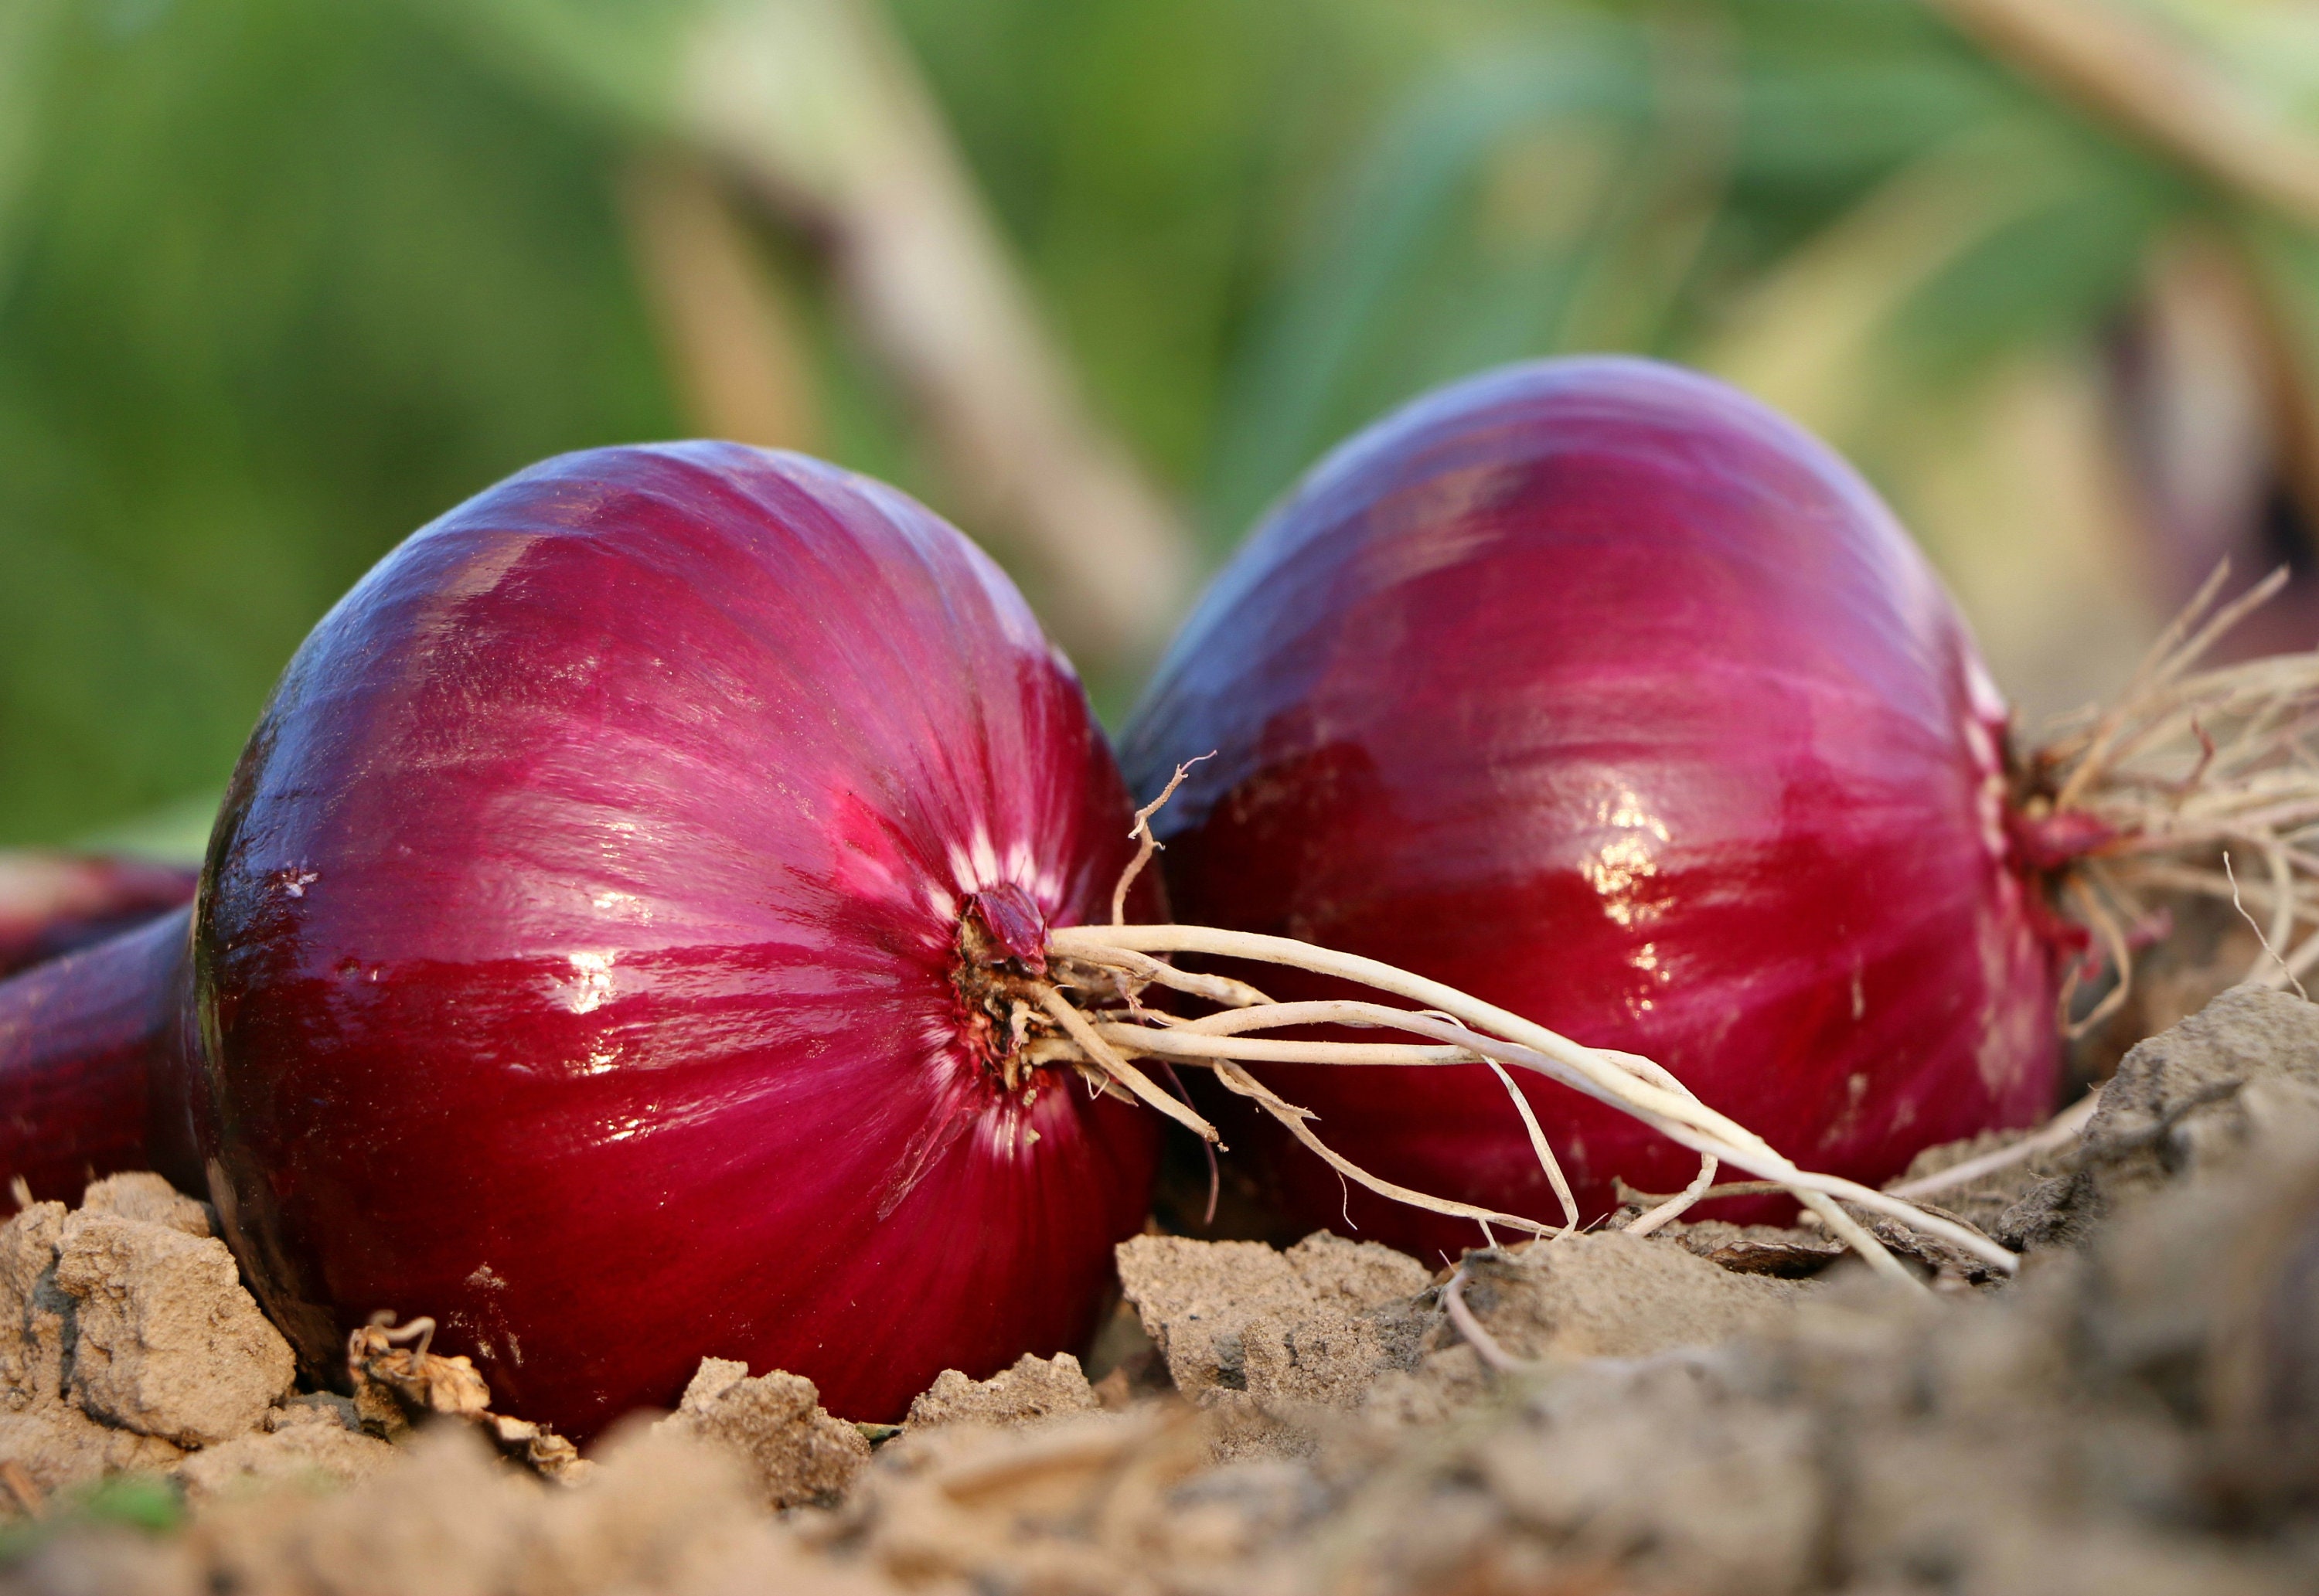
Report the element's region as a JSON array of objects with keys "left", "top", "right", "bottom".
[
  {"left": 5, "top": 443, "right": 1160, "bottom": 1438},
  {"left": 1121, "top": 356, "right": 2065, "bottom": 1257}
]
